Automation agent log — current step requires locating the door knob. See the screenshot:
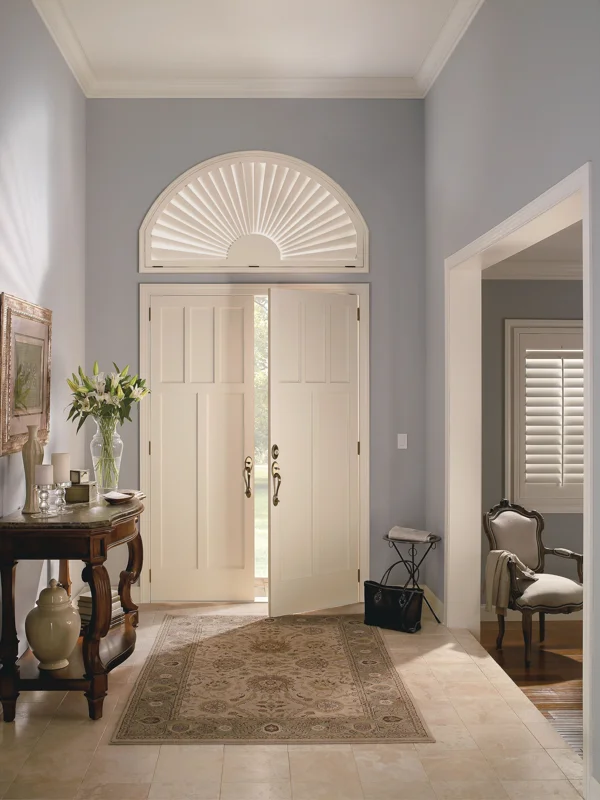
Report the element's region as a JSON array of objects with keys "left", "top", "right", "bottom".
[
  {"left": 244, "top": 456, "right": 253, "bottom": 498},
  {"left": 271, "top": 462, "right": 281, "bottom": 506}
]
